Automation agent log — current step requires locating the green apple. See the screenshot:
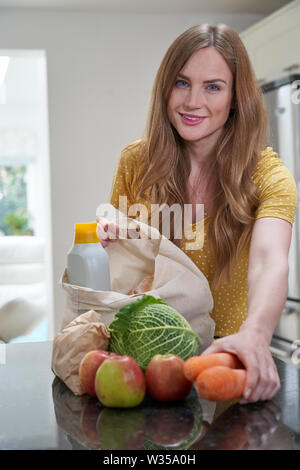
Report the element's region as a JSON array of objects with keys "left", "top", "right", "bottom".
[{"left": 95, "top": 355, "right": 146, "bottom": 408}]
